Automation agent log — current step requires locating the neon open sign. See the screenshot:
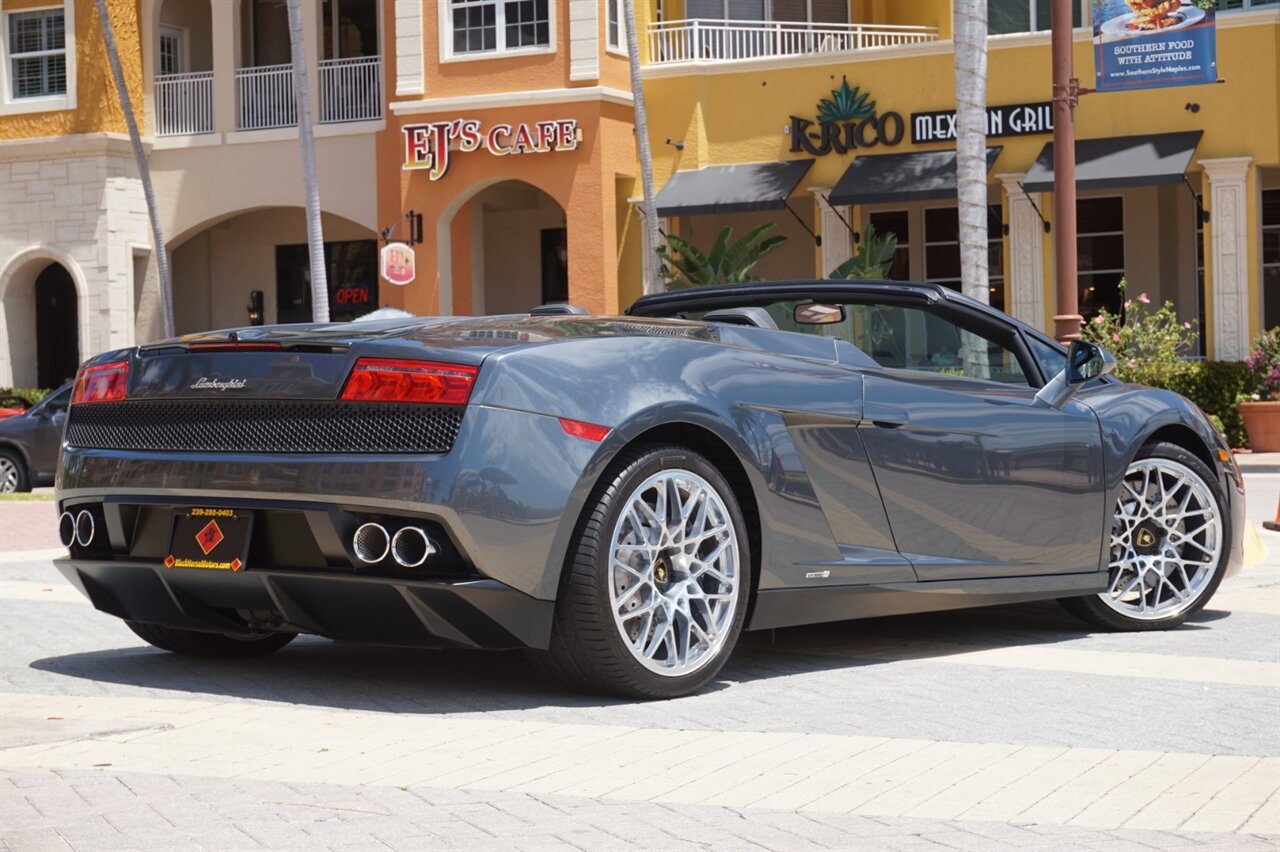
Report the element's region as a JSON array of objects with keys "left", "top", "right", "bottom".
[{"left": 402, "top": 118, "right": 581, "bottom": 181}]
